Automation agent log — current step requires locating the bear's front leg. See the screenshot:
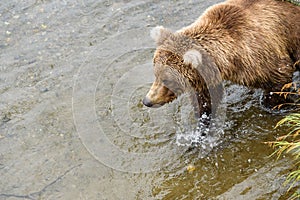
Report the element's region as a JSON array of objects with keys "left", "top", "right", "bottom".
[
  {"left": 190, "top": 84, "right": 223, "bottom": 124},
  {"left": 193, "top": 92, "right": 212, "bottom": 120}
]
